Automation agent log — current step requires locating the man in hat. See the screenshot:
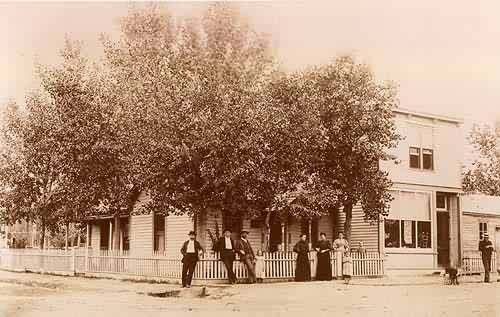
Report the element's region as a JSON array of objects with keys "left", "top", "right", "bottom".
[
  {"left": 180, "top": 230, "right": 204, "bottom": 288},
  {"left": 479, "top": 232, "right": 495, "bottom": 283},
  {"left": 214, "top": 228, "right": 237, "bottom": 284},
  {"left": 235, "top": 230, "right": 256, "bottom": 283}
]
